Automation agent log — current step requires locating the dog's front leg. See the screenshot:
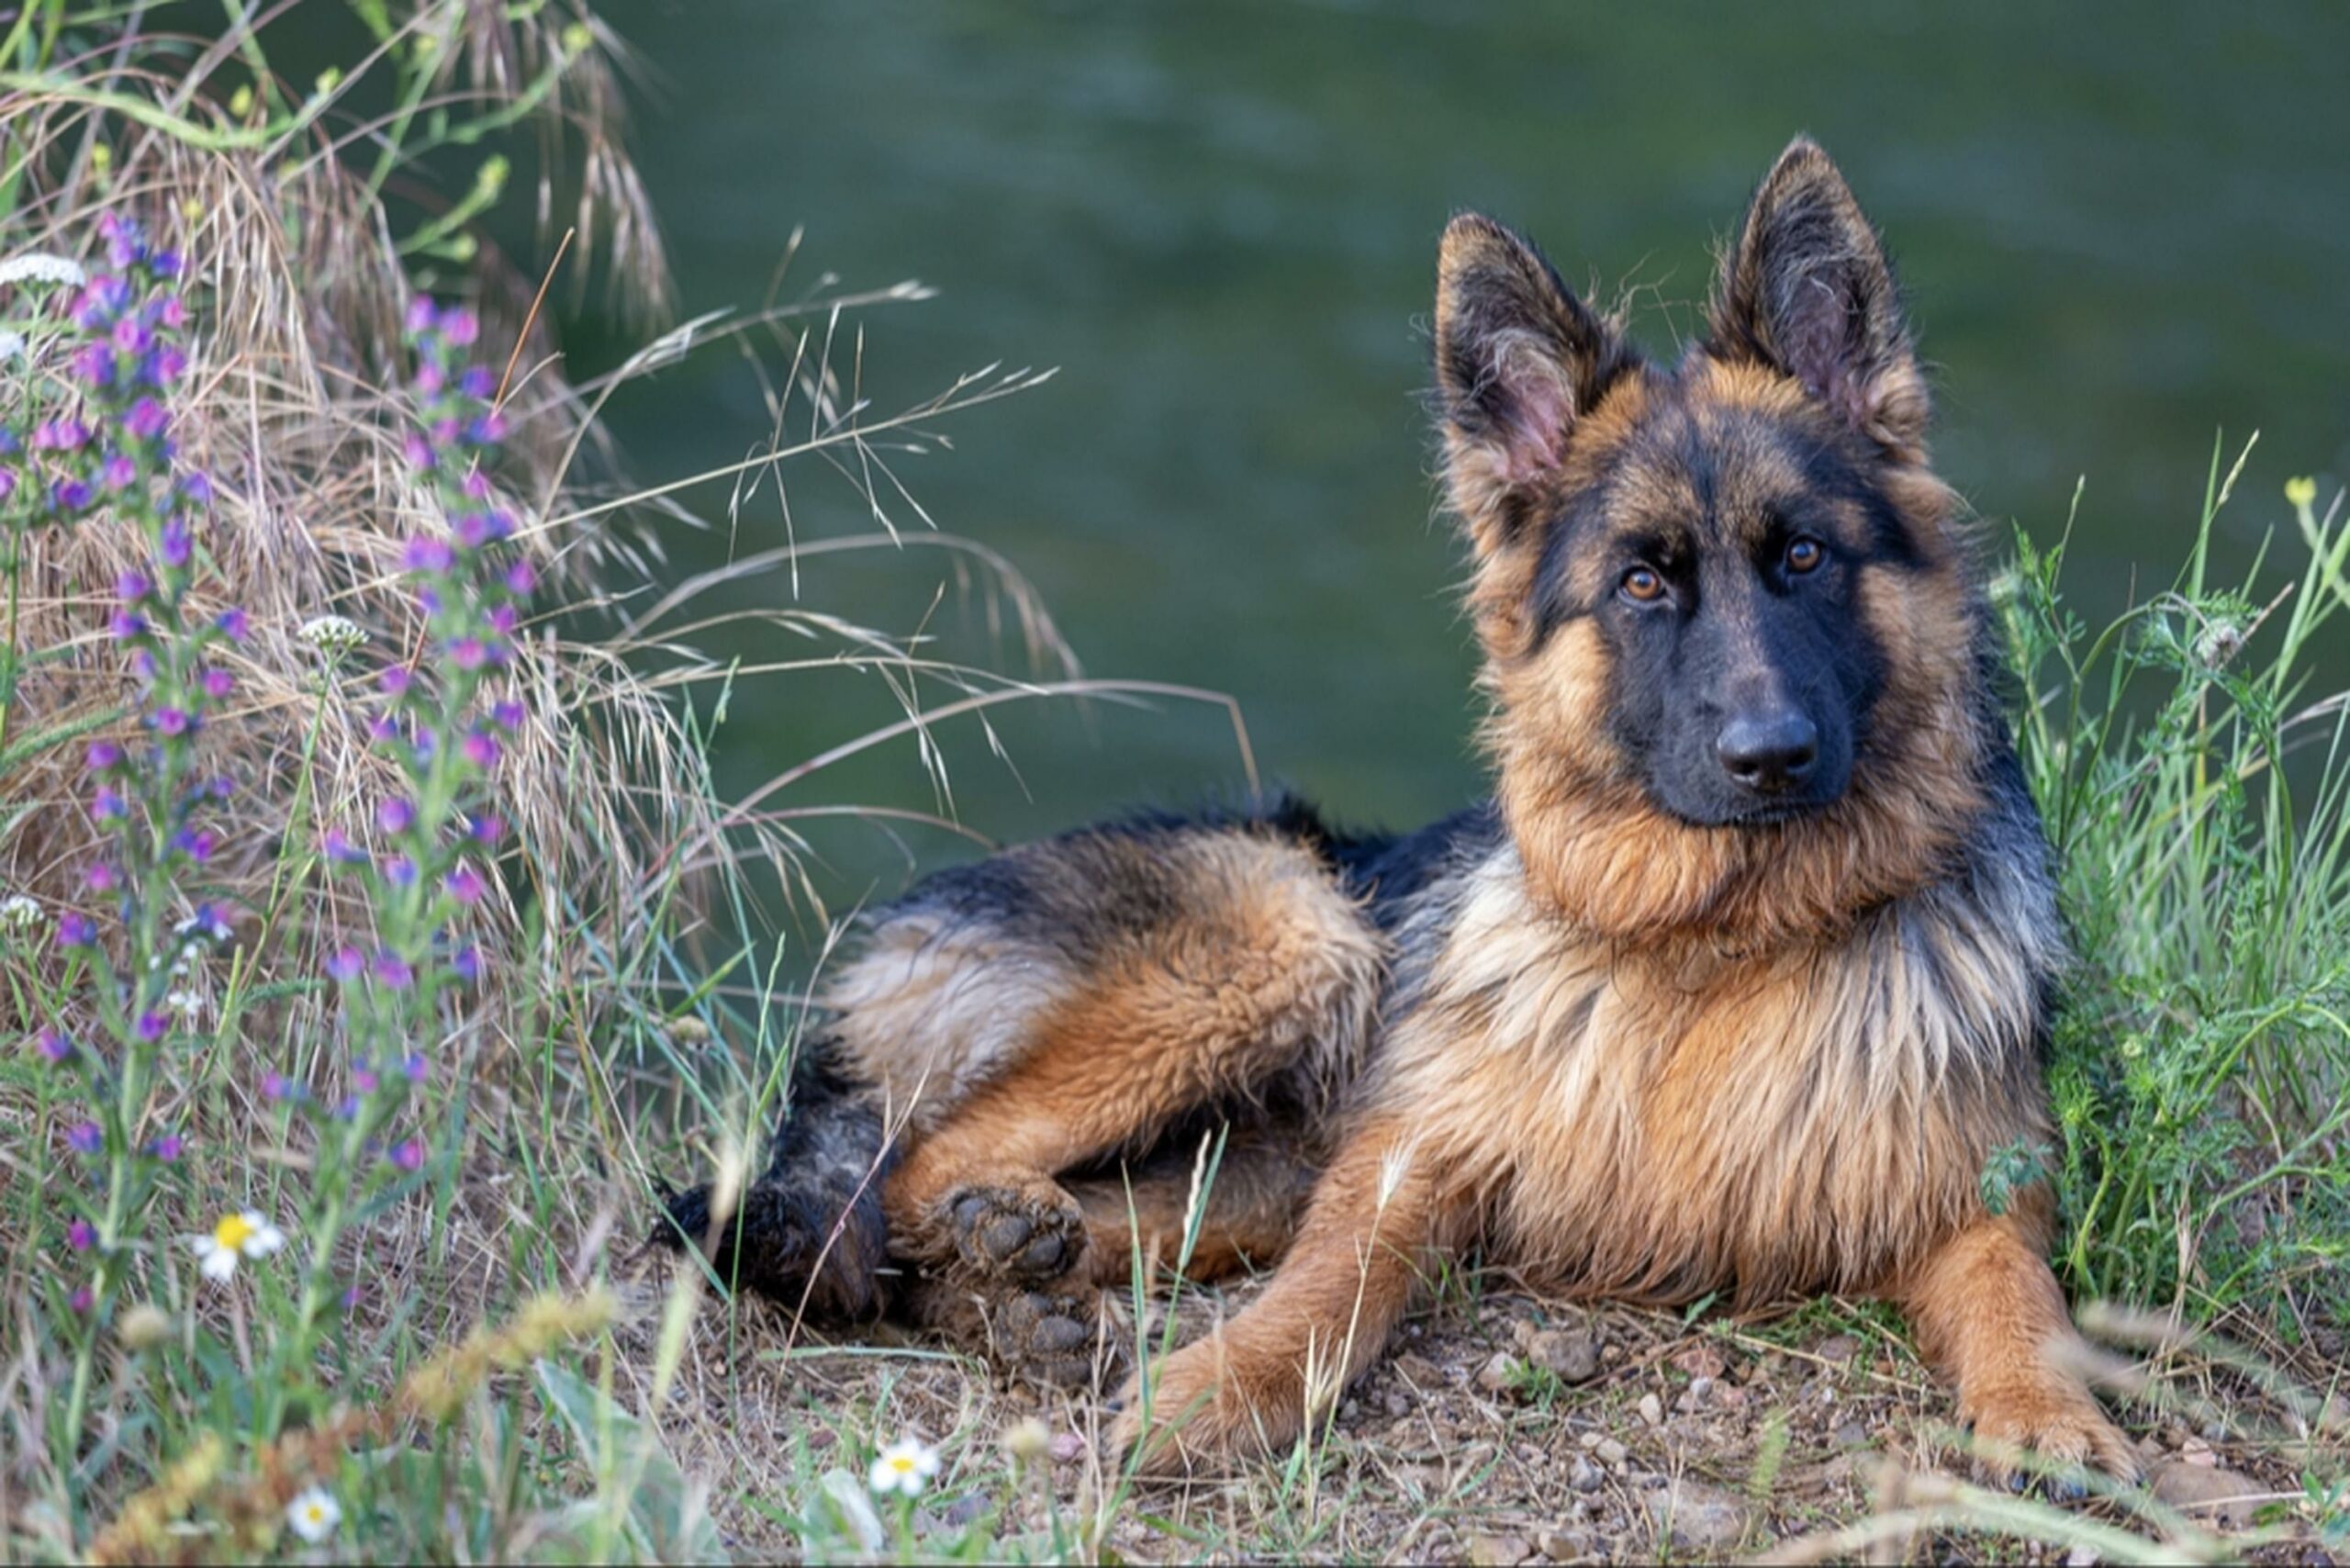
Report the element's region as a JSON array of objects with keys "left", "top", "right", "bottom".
[
  {"left": 1897, "top": 1212, "right": 2140, "bottom": 1483},
  {"left": 1110, "top": 1112, "right": 1436, "bottom": 1472}
]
